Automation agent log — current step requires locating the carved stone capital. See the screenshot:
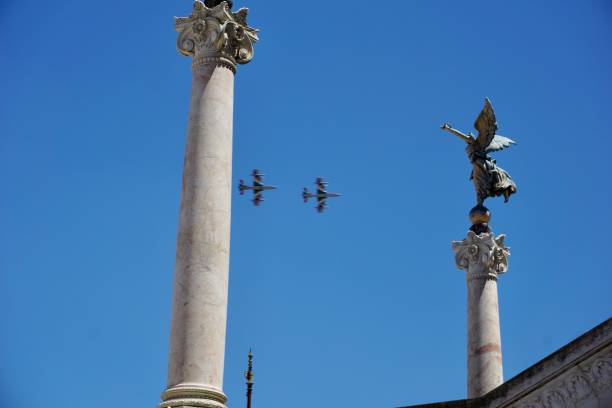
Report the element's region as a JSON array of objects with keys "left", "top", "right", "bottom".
[
  {"left": 175, "top": 0, "right": 259, "bottom": 74},
  {"left": 452, "top": 231, "right": 510, "bottom": 279}
]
